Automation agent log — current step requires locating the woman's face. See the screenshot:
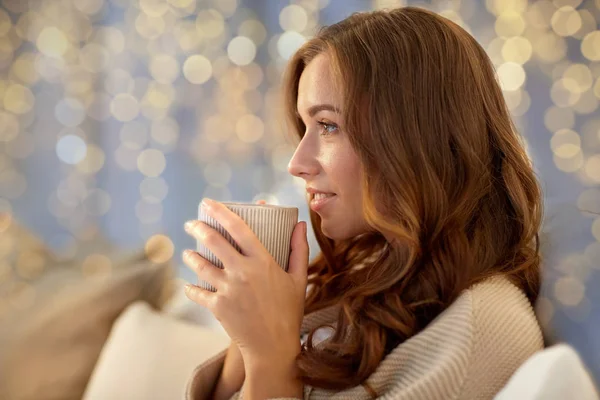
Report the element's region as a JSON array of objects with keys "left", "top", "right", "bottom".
[{"left": 288, "top": 53, "right": 371, "bottom": 240}]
